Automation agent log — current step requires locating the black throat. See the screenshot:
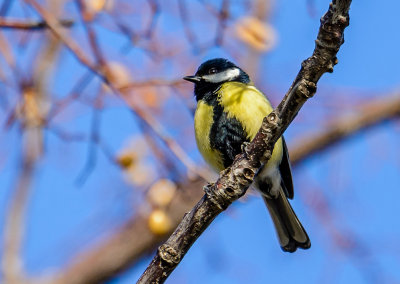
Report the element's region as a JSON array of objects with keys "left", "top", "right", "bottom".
[
  {"left": 194, "top": 82, "right": 220, "bottom": 102},
  {"left": 193, "top": 72, "right": 250, "bottom": 102}
]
